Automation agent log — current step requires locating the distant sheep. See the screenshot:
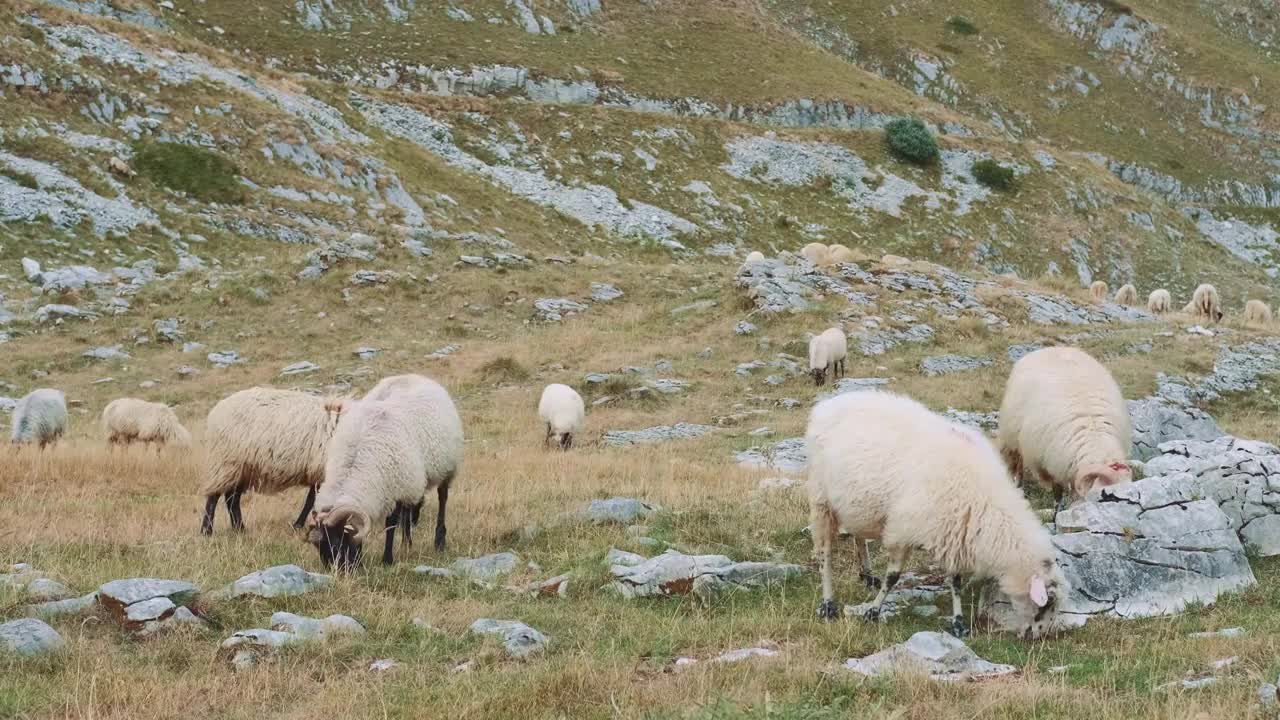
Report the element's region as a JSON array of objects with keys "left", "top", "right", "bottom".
[
  {"left": 1147, "top": 289, "right": 1171, "bottom": 314},
  {"left": 807, "top": 391, "right": 1068, "bottom": 639},
  {"left": 808, "top": 327, "right": 847, "bottom": 386},
  {"left": 102, "top": 398, "right": 191, "bottom": 450},
  {"left": 538, "top": 383, "right": 584, "bottom": 450},
  {"left": 1244, "top": 299, "right": 1273, "bottom": 326},
  {"left": 10, "top": 389, "right": 67, "bottom": 448},
  {"left": 1113, "top": 284, "right": 1138, "bottom": 306},
  {"left": 801, "top": 243, "right": 830, "bottom": 267},
  {"left": 998, "top": 347, "right": 1132, "bottom": 510},
  {"left": 745, "top": 251, "right": 765, "bottom": 263},
  {"left": 310, "top": 374, "right": 464, "bottom": 569},
  {"left": 200, "top": 388, "right": 347, "bottom": 535},
  {"left": 1089, "top": 280, "right": 1108, "bottom": 303},
  {"left": 1189, "top": 283, "right": 1223, "bottom": 322},
  {"left": 828, "top": 244, "right": 856, "bottom": 264}
]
